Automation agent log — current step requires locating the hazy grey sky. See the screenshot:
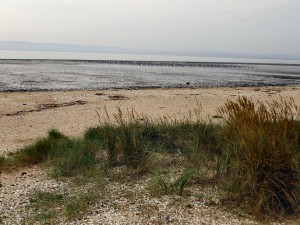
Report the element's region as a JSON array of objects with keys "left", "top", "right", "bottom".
[{"left": 1, "top": 0, "right": 300, "bottom": 56}]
